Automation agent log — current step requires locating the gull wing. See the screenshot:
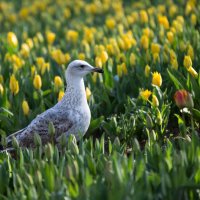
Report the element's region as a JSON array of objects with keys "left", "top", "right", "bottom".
[{"left": 7, "top": 108, "right": 75, "bottom": 147}]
